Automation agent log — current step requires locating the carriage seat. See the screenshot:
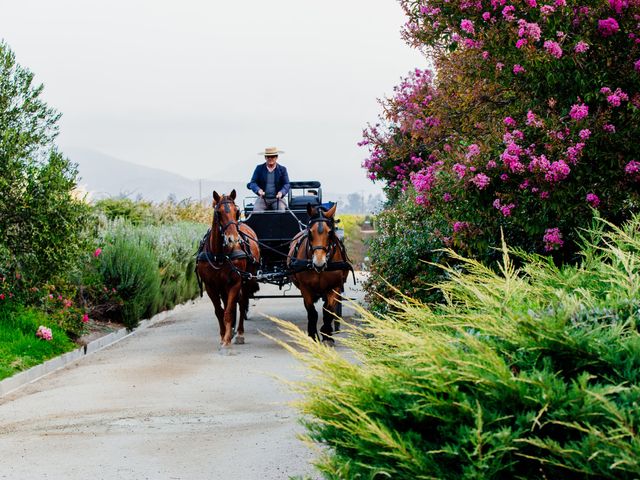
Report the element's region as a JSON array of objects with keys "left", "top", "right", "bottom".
[{"left": 289, "top": 195, "right": 320, "bottom": 210}]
